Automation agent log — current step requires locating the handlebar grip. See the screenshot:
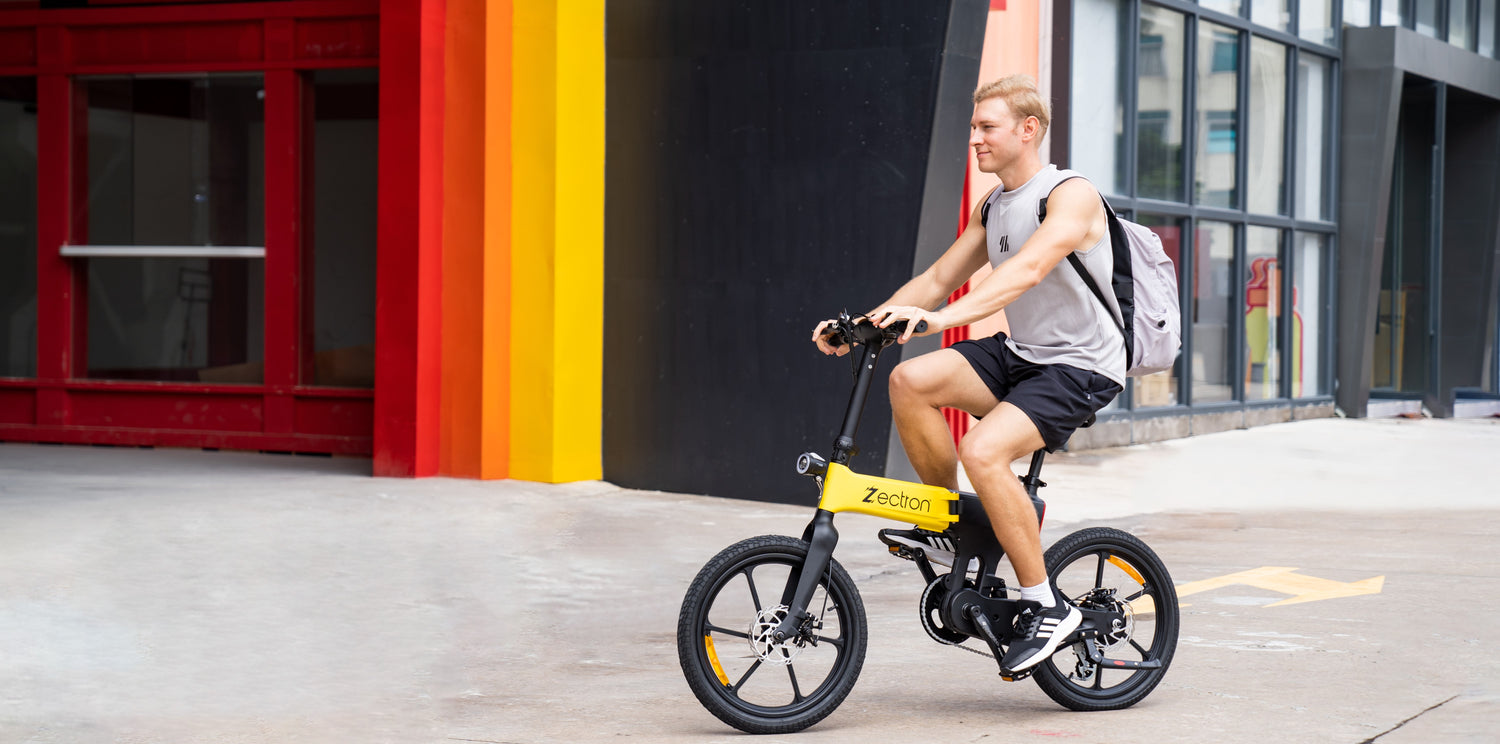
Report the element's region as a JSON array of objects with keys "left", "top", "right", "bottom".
[{"left": 824, "top": 318, "right": 928, "bottom": 348}]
